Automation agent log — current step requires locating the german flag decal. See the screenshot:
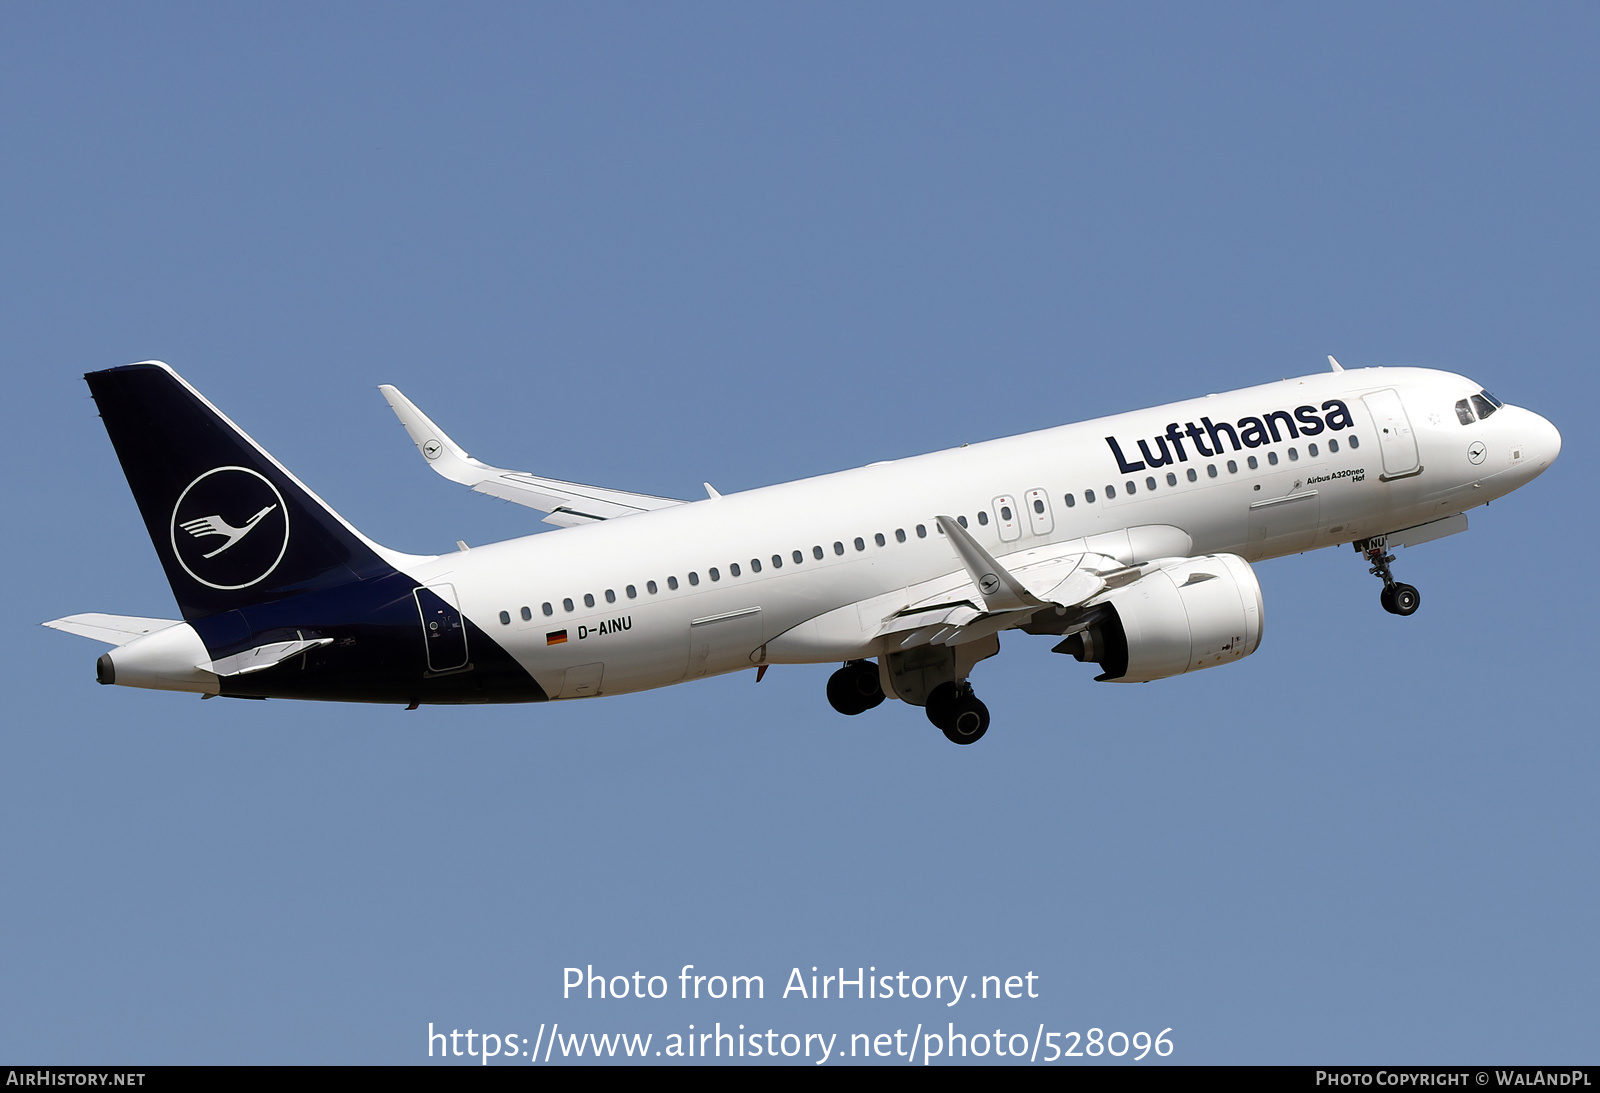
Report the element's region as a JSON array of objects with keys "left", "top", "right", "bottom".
[{"left": 546, "top": 630, "right": 568, "bottom": 646}]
